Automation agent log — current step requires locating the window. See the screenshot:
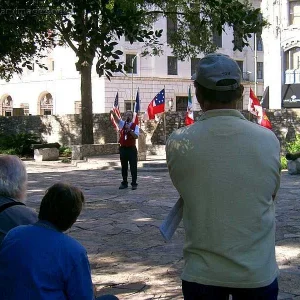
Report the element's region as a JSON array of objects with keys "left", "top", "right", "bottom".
[
  {"left": 235, "top": 60, "right": 243, "bottom": 72},
  {"left": 167, "top": 17, "right": 177, "bottom": 44},
  {"left": 256, "top": 35, "right": 263, "bottom": 51},
  {"left": 289, "top": 0, "right": 300, "bottom": 26},
  {"left": 168, "top": 56, "right": 178, "bottom": 75},
  {"left": 176, "top": 96, "right": 188, "bottom": 111},
  {"left": 44, "top": 110, "right": 52, "bottom": 115},
  {"left": 191, "top": 58, "right": 200, "bottom": 76},
  {"left": 257, "top": 62, "right": 264, "bottom": 79},
  {"left": 124, "top": 101, "right": 132, "bottom": 112},
  {"left": 39, "top": 92, "right": 53, "bottom": 115},
  {"left": 74, "top": 101, "right": 81, "bottom": 114},
  {"left": 20, "top": 103, "right": 30, "bottom": 115},
  {"left": 2, "top": 95, "right": 13, "bottom": 116},
  {"left": 212, "top": 31, "right": 222, "bottom": 48},
  {"left": 126, "top": 54, "right": 137, "bottom": 74},
  {"left": 285, "top": 47, "right": 300, "bottom": 70}
]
